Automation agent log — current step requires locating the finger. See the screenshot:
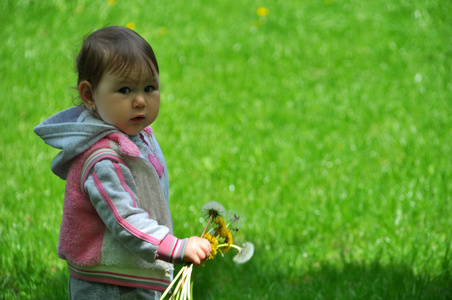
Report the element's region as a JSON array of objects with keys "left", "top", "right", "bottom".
[
  {"left": 192, "top": 256, "right": 201, "bottom": 265},
  {"left": 202, "top": 240, "right": 211, "bottom": 251},
  {"left": 199, "top": 248, "right": 207, "bottom": 260}
]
